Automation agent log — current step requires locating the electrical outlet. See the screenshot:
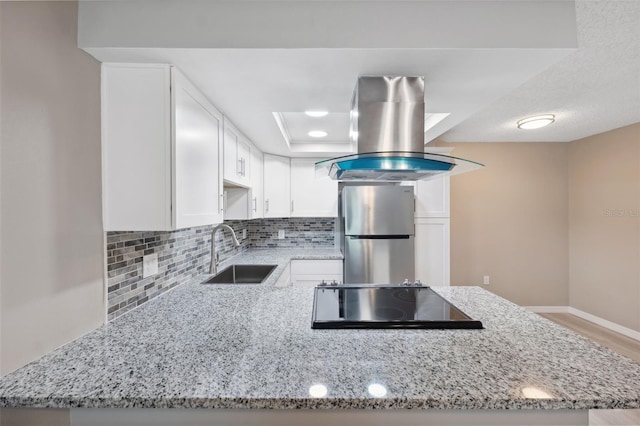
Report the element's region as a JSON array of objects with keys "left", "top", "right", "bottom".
[
  {"left": 483, "top": 275, "right": 490, "bottom": 285},
  {"left": 143, "top": 253, "right": 158, "bottom": 278},
  {"left": 278, "top": 230, "right": 285, "bottom": 239},
  {"left": 242, "top": 229, "right": 247, "bottom": 239}
]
